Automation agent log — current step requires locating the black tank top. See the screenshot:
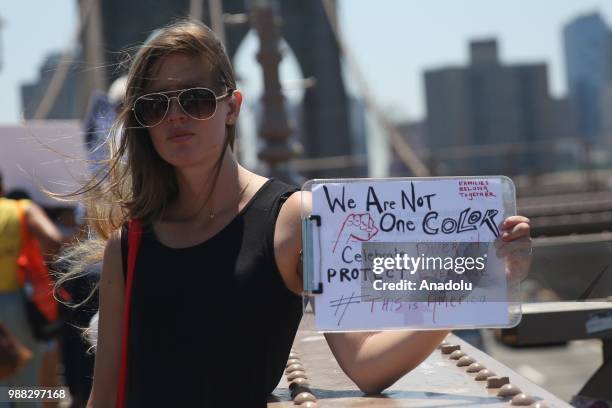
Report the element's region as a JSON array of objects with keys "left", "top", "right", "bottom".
[{"left": 120, "top": 179, "right": 303, "bottom": 407}]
